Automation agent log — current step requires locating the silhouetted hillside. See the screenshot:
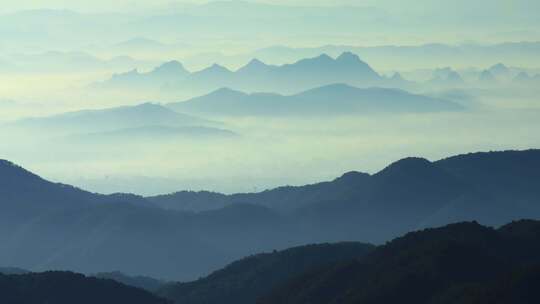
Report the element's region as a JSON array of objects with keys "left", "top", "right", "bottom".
[
  {"left": 434, "top": 265, "right": 540, "bottom": 304},
  {"left": 0, "top": 267, "right": 29, "bottom": 275},
  {"left": 149, "top": 149, "right": 540, "bottom": 244},
  {"left": 259, "top": 220, "right": 540, "bottom": 304},
  {"left": 93, "top": 271, "right": 166, "bottom": 292},
  {"left": 0, "top": 159, "right": 150, "bottom": 211},
  {"left": 0, "top": 271, "right": 170, "bottom": 304},
  {"left": 168, "top": 84, "right": 462, "bottom": 116},
  {"left": 158, "top": 242, "right": 374, "bottom": 304},
  {"left": 147, "top": 191, "right": 231, "bottom": 212},
  {"left": 2, "top": 150, "right": 540, "bottom": 280}
]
